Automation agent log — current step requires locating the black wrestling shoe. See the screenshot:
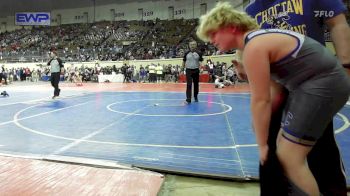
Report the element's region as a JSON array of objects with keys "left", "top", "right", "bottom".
[{"left": 1, "top": 91, "right": 9, "bottom": 97}]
